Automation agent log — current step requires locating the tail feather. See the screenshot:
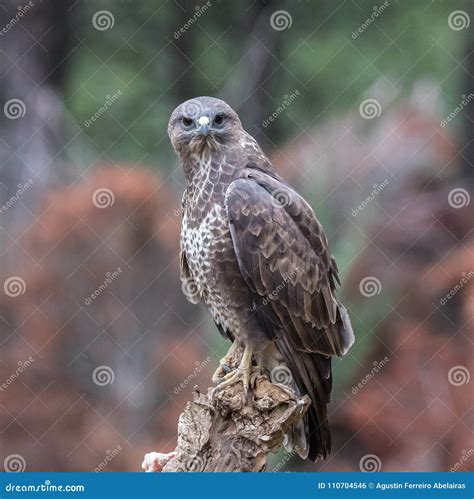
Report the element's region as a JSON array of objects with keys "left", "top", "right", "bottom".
[
  {"left": 276, "top": 334, "right": 332, "bottom": 460},
  {"left": 253, "top": 295, "right": 353, "bottom": 461}
]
